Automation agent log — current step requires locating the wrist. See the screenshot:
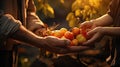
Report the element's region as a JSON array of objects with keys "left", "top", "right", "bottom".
[
  {"left": 99, "top": 27, "right": 106, "bottom": 35},
  {"left": 100, "top": 27, "right": 114, "bottom": 36}
]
